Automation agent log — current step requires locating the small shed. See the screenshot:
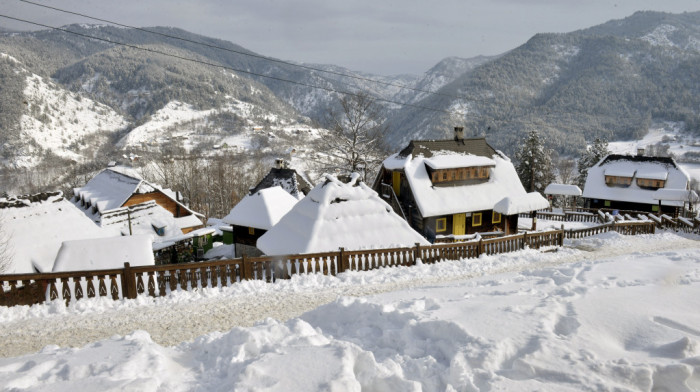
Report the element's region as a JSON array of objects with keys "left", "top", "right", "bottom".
[
  {"left": 544, "top": 184, "right": 583, "bottom": 210},
  {"left": 493, "top": 192, "right": 550, "bottom": 231},
  {"left": 222, "top": 186, "right": 298, "bottom": 257},
  {"left": 652, "top": 189, "right": 699, "bottom": 217},
  {"left": 257, "top": 174, "right": 430, "bottom": 256}
]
